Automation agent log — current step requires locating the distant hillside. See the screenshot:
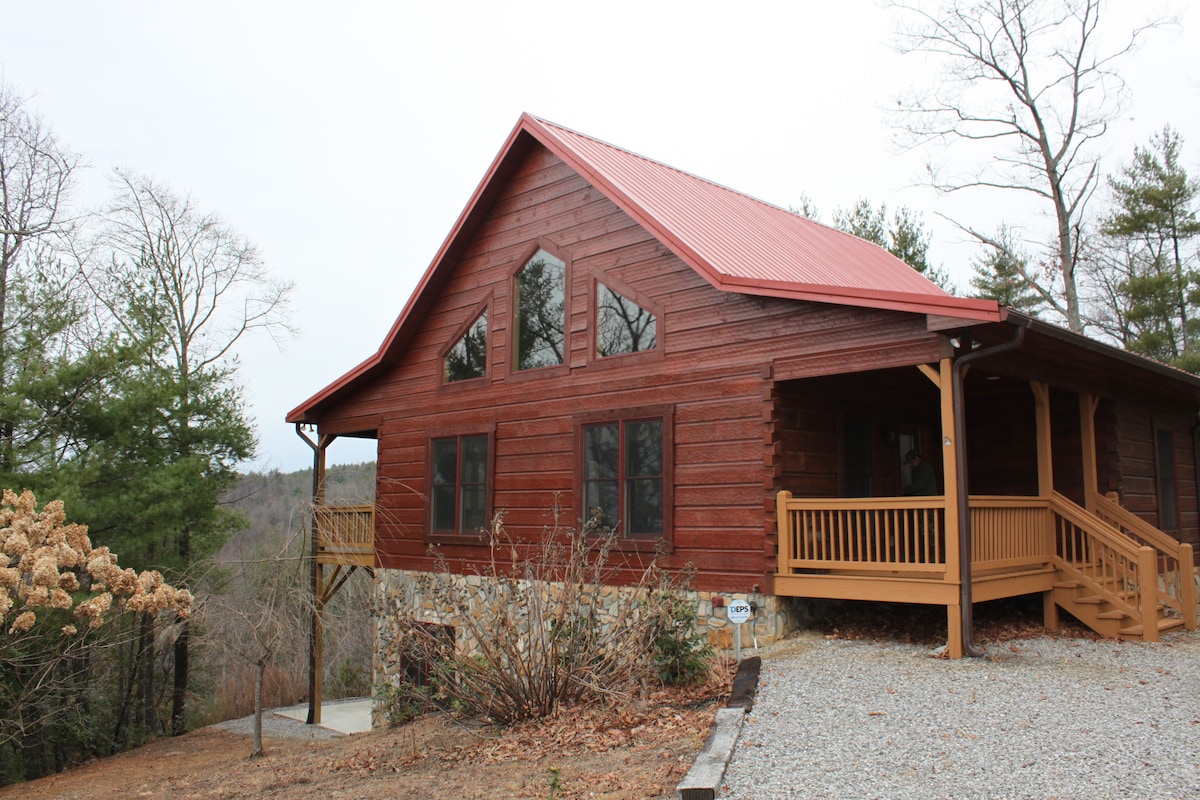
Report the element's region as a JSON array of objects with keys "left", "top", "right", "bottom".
[{"left": 221, "top": 462, "right": 376, "bottom": 561}]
